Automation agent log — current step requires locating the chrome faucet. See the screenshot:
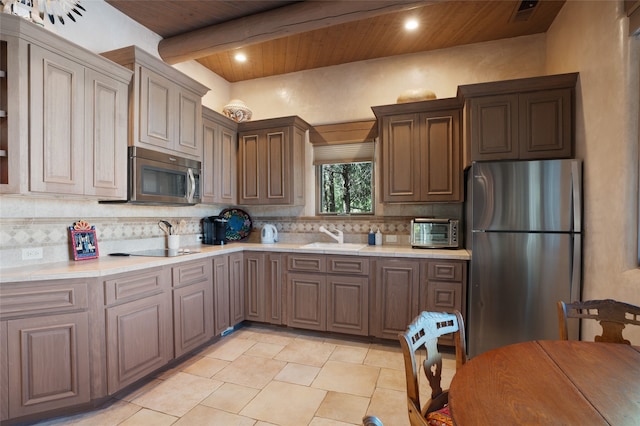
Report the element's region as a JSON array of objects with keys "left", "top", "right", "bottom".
[{"left": 319, "top": 226, "right": 344, "bottom": 244}]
